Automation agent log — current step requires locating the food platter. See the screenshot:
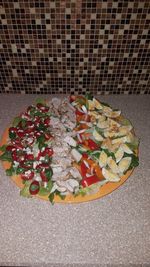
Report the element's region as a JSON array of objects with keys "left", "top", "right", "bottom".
[{"left": 0, "top": 95, "right": 139, "bottom": 204}]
